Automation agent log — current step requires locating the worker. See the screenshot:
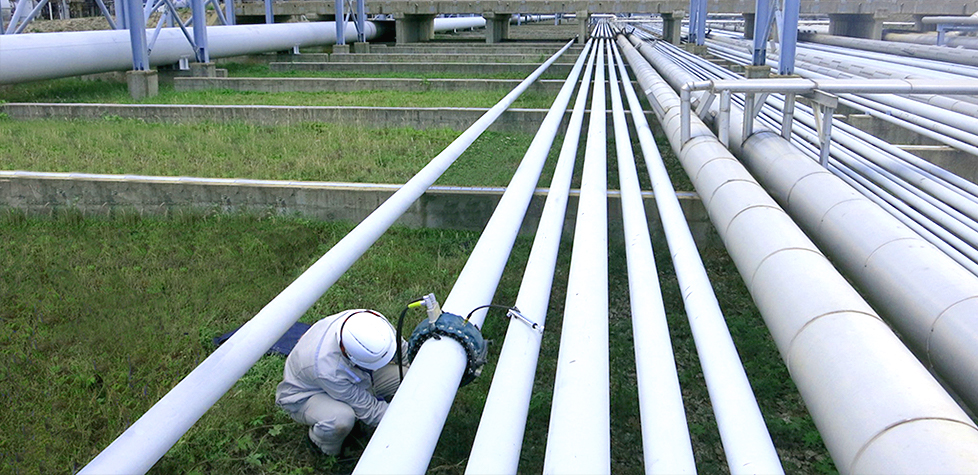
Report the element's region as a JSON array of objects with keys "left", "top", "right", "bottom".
[{"left": 276, "top": 309, "right": 406, "bottom": 455}]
